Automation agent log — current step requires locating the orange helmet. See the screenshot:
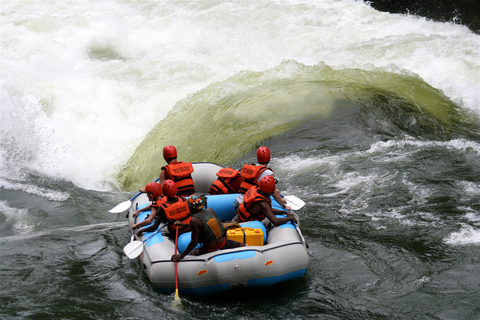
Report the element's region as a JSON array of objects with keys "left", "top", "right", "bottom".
[
  {"left": 145, "top": 182, "right": 162, "bottom": 198},
  {"left": 163, "top": 145, "right": 177, "bottom": 162},
  {"left": 259, "top": 175, "right": 275, "bottom": 194},
  {"left": 162, "top": 179, "right": 177, "bottom": 197},
  {"left": 256, "top": 146, "right": 270, "bottom": 163}
]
